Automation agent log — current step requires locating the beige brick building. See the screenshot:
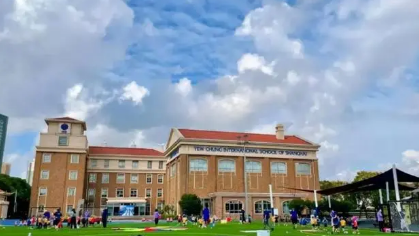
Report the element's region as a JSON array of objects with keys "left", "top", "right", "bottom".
[
  {"left": 30, "top": 117, "right": 320, "bottom": 219},
  {"left": 164, "top": 125, "right": 320, "bottom": 219}
]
